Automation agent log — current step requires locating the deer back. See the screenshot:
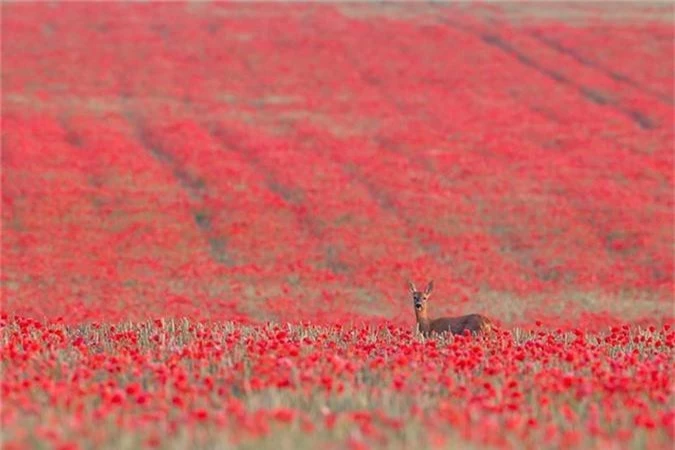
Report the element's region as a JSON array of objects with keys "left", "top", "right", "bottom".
[{"left": 429, "top": 313, "right": 492, "bottom": 336}]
